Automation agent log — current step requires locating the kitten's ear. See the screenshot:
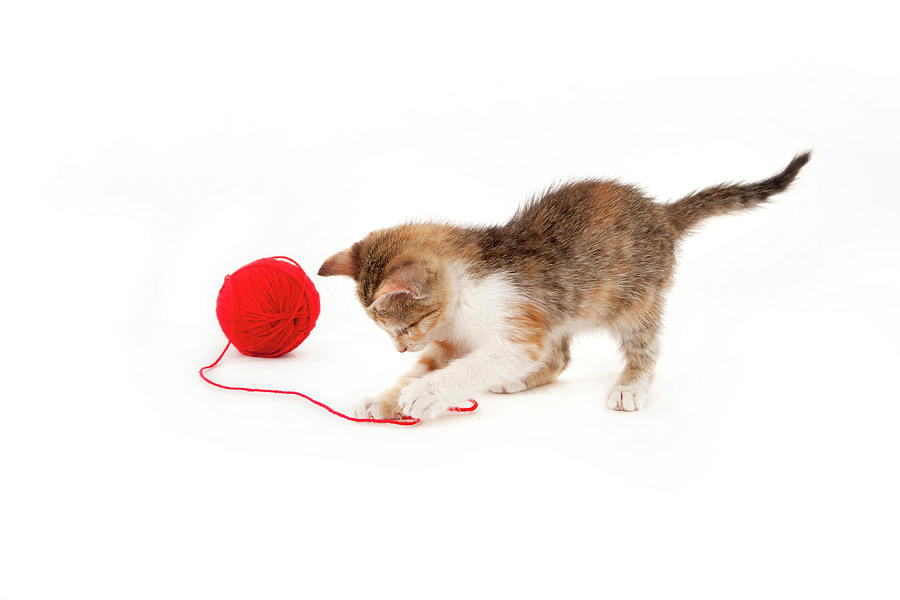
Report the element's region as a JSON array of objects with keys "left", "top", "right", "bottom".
[
  {"left": 318, "top": 247, "right": 358, "bottom": 279},
  {"left": 368, "top": 264, "right": 427, "bottom": 308},
  {"left": 372, "top": 284, "right": 421, "bottom": 303},
  {"left": 368, "top": 289, "right": 416, "bottom": 313}
]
